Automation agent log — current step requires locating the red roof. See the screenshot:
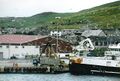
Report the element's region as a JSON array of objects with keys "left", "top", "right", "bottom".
[{"left": 0, "top": 35, "right": 47, "bottom": 44}]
